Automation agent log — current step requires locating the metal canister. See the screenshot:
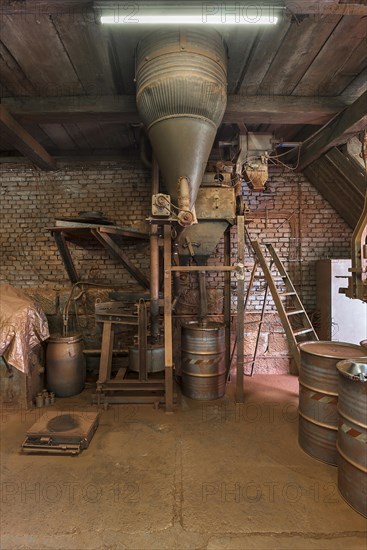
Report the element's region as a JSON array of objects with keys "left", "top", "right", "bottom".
[
  {"left": 181, "top": 322, "right": 225, "bottom": 400},
  {"left": 46, "top": 334, "right": 86, "bottom": 397},
  {"left": 35, "top": 393, "right": 44, "bottom": 408},
  {"left": 336, "top": 359, "right": 367, "bottom": 517},
  {"left": 128, "top": 345, "right": 165, "bottom": 373},
  {"left": 298, "top": 341, "right": 367, "bottom": 465}
]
